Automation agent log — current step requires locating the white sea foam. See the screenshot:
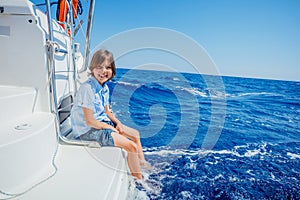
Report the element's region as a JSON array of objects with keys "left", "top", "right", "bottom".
[
  {"left": 229, "top": 176, "right": 238, "bottom": 182},
  {"left": 127, "top": 177, "right": 149, "bottom": 200},
  {"left": 270, "top": 172, "right": 276, "bottom": 180},
  {"left": 246, "top": 170, "right": 255, "bottom": 176},
  {"left": 244, "top": 149, "right": 262, "bottom": 157},
  {"left": 238, "top": 92, "right": 269, "bottom": 97},
  {"left": 206, "top": 160, "right": 219, "bottom": 165},
  {"left": 174, "top": 86, "right": 228, "bottom": 98},
  {"left": 179, "top": 191, "right": 193, "bottom": 199},
  {"left": 145, "top": 143, "right": 269, "bottom": 159},
  {"left": 199, "top": 149, "right": 233, "bottom": 156},
  {"left": 287, "top": 152, "right": 300, "bottom": 159},
  {"left": 227, "top": 92, "right": 284, "bottom": 98},
  {"left": 175, "top": 86, "right": 208, "bottom": 97},
  {"left": 134, "top": 165, "right": 163, "bottom": 199},
  {"left": 249, "top": 177, "right": 256, "bottom": 182},
  {"left": 144, "top": 148, "right": 198, "bottom": 157},
  {"left": 213, "top": 174, "right": 225, "bottom": 180},
  {"left": 187, "top": 162, "right": 197, "bottom": 170},
  {"left": 116, "top": 81, "right": 140, "bottom": 87},
  {"left": 205, "top": 88, "right": 226, "bottom": 98}
]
